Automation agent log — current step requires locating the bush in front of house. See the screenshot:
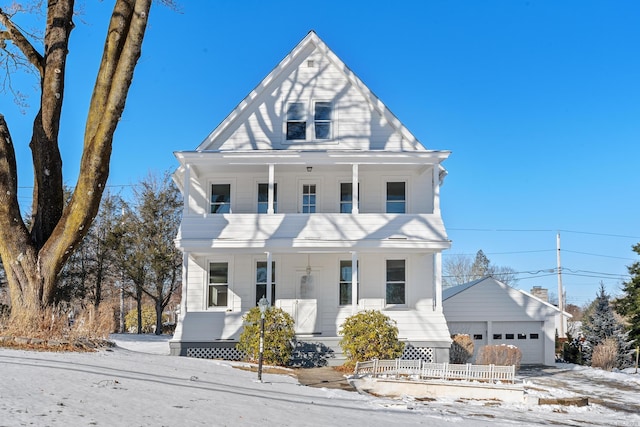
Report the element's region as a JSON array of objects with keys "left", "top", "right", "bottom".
[
  {"left": 237, "top": 306, "right": 295, "bottom": 366},
  {"left": 450, "top": 334, "right": 474, "bottom": 364},
  {"left": 476, "top": 344, "right": 522, "bottom": 370},
  {"left": 339, "top": 310, "right": 404, "bottom": 369}
]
